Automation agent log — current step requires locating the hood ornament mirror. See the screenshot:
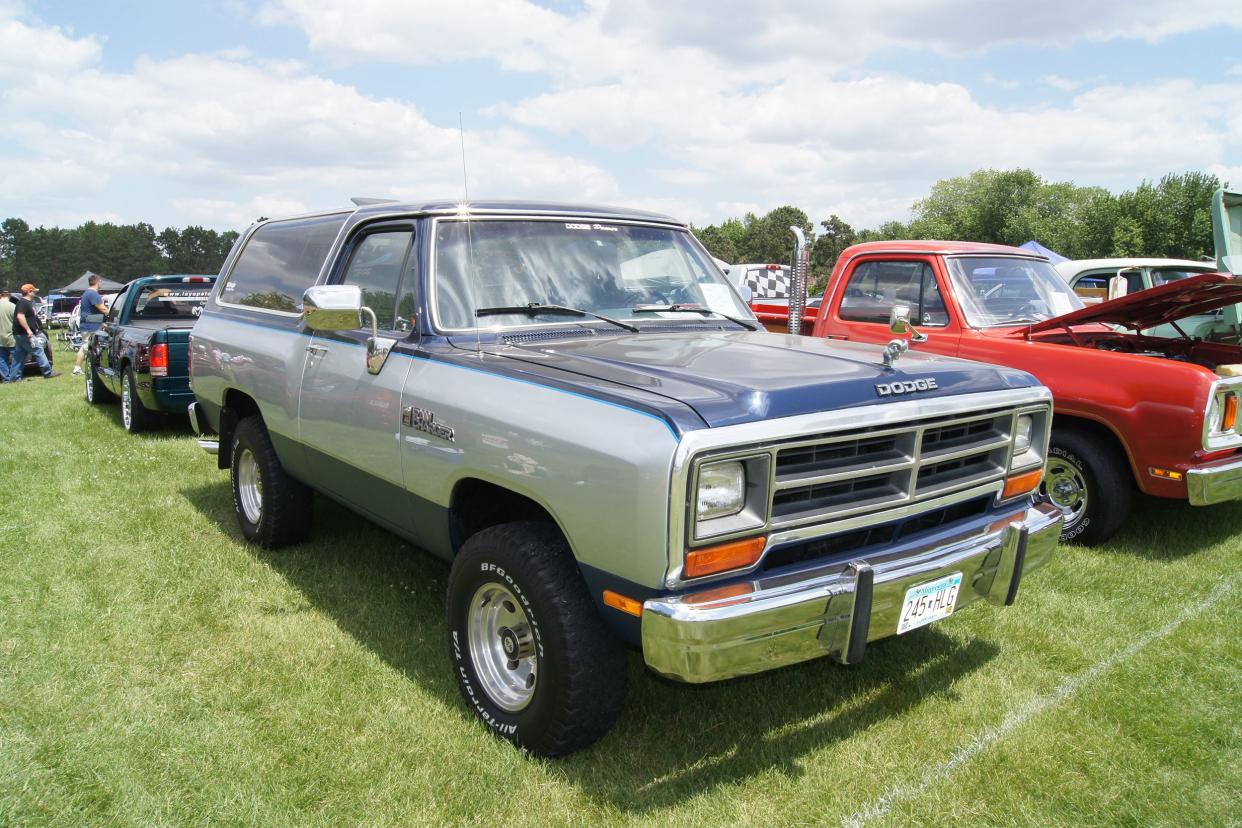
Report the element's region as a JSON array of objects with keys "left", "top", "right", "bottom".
[{"left": 883, "top": 305, "right": 928, "bottom": 369}]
